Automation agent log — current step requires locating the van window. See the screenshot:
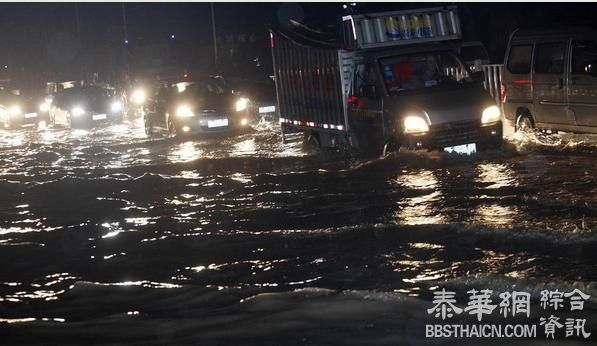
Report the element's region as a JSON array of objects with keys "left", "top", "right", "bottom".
[
  {"left": 535, "top": 42, "right": 566, "bottom": 74},
  {"left": 571, "top": 40, "right": 597, "bottom": 74},
  {"left": 507, "top": 45, "right": 532, "bottom": 74}
]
